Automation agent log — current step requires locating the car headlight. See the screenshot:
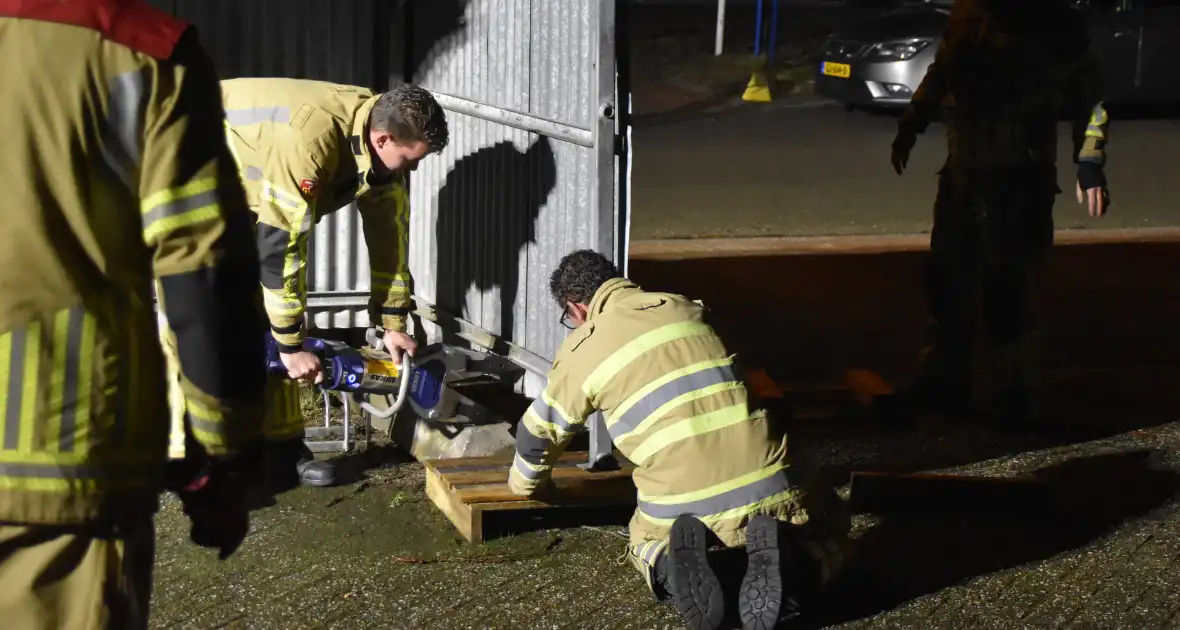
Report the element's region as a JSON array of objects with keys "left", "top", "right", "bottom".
[{"left": 867, "top": 38, "right": 933, "bottom": 61}]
